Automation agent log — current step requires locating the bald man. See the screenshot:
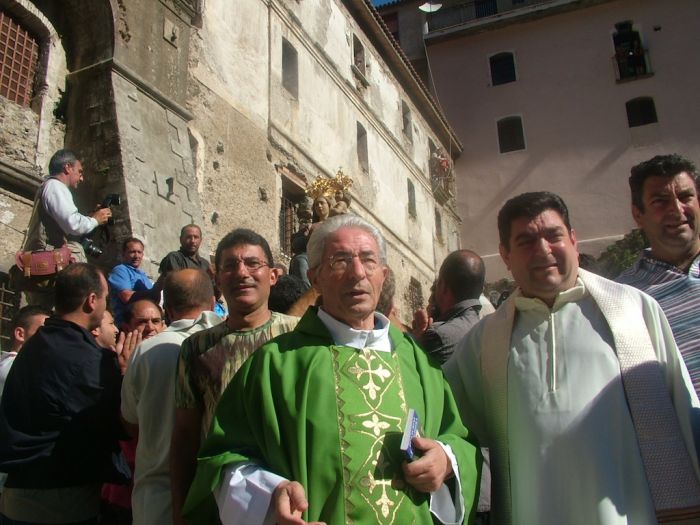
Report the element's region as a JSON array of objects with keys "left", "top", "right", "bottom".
[
  {"left": 121, "top": 269, "right": 221, "bottom": 525},
  {"left": 412, "top": 249, "right": 485, "bottom": 364}
]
